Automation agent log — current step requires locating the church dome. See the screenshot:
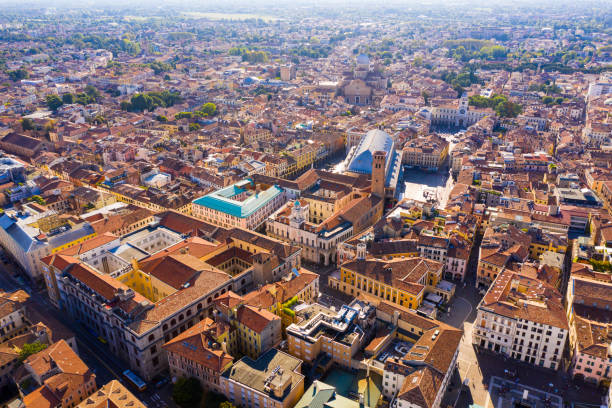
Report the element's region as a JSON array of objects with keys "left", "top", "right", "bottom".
[{"left": 347, "top": 129, "right": 393, "bottom": 174}]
